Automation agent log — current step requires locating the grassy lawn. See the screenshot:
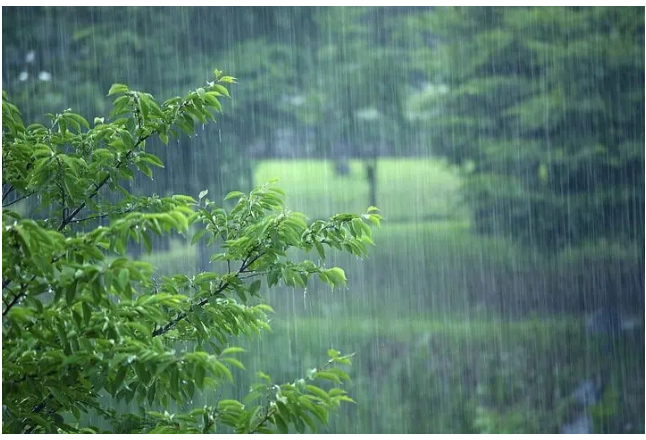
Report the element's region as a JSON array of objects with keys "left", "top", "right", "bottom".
[{"left": 254, "top": 158, "right": 468, "bottom": 222}]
